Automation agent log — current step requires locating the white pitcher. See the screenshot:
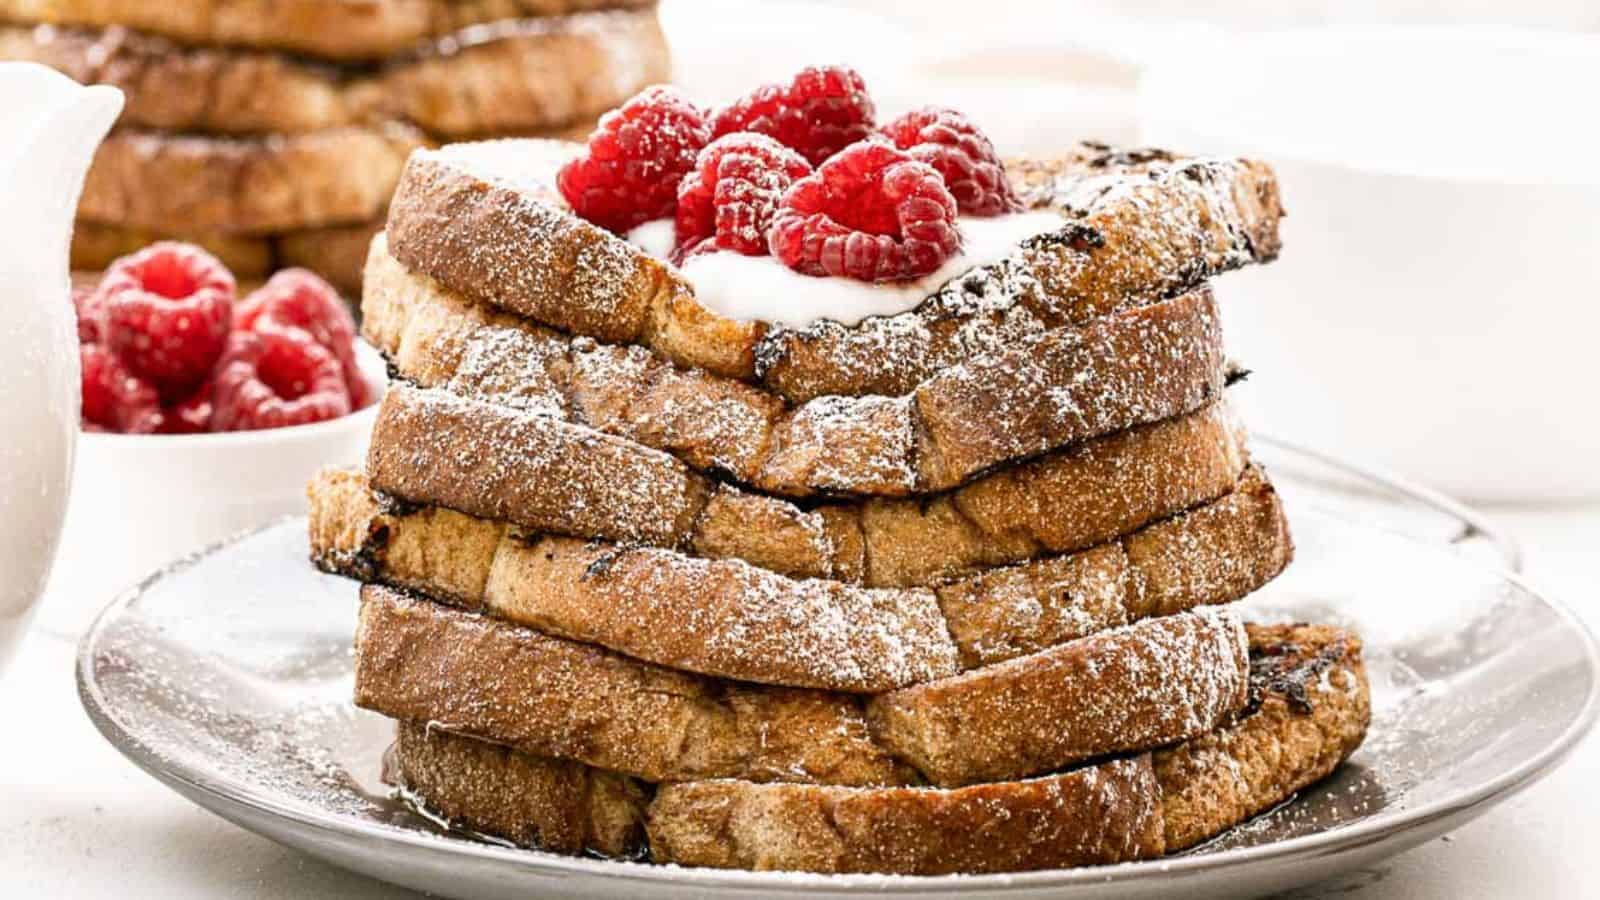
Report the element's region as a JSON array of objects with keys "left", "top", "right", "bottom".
[{"left": 0, "top": 63, "right": 122, "bottom": 672}]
